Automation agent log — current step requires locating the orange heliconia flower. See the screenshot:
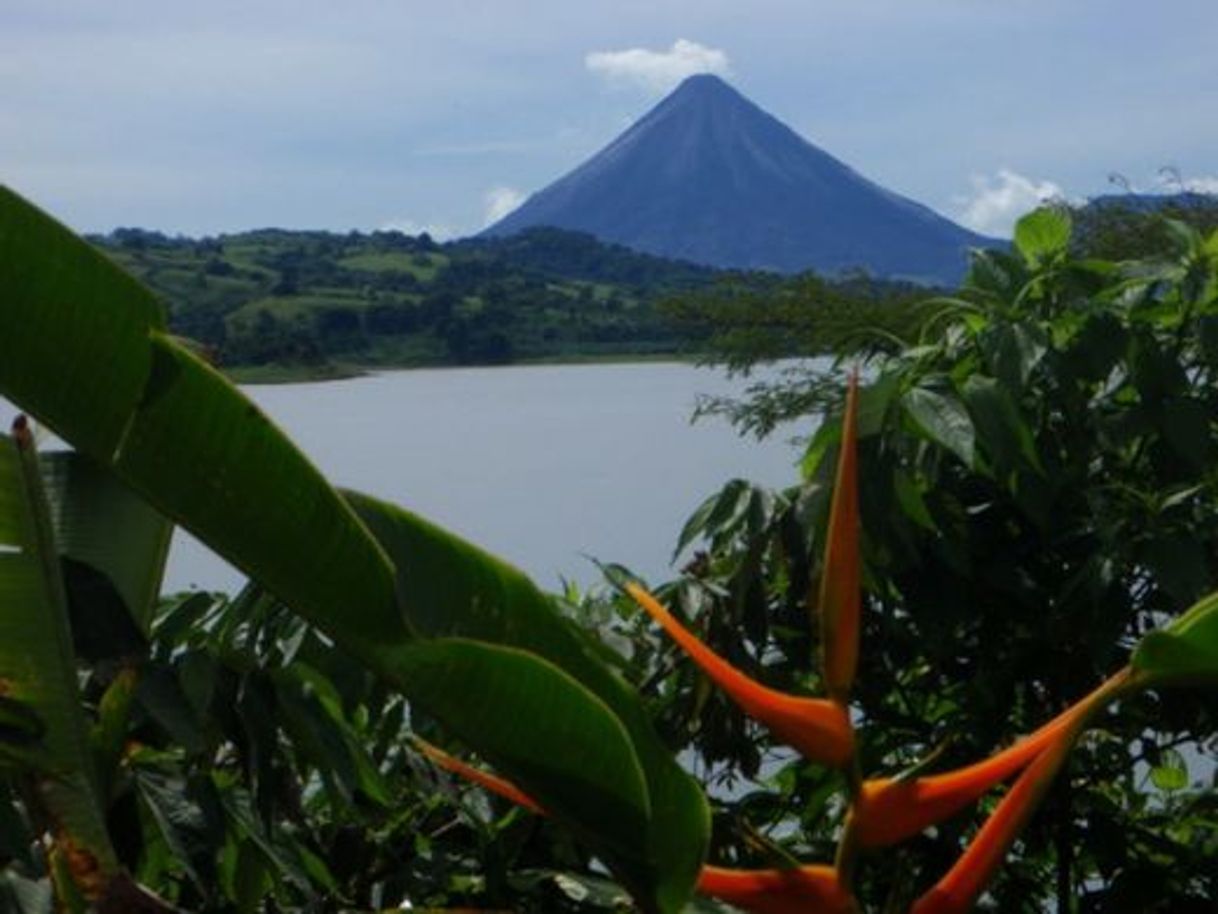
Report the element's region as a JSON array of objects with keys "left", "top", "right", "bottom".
[
  {"left": 907, "top": 669, "right": 1131, "bottom": 914},
  {"left": 908, "top": 724, "right": 1077, "bottom": 914},
  {"left": 851, "top": 669, "right": 1129, "bottom": 848},
  {"left": 414, "top": 737, "right": 546, "bottom": 814},
  {"left": 696, "top": 864, "right": 858, "bottom": 914},
  {"left": 626, "top": 583, "right": 854, "bottom": 768},
  {"left": 413, "top": 740, "right": 859, "bottom": 914},
  {"left": 819, "top": 370, "right": 861, "bottom": 703}
]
